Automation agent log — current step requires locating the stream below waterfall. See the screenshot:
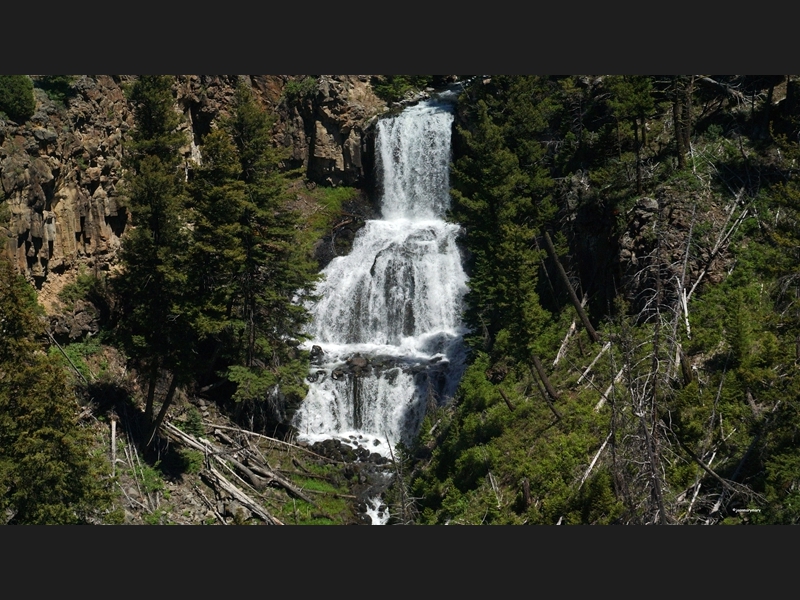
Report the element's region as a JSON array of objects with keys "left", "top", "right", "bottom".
[{"left": 292, "top": 87, "right": 468, "bottom": 522}]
